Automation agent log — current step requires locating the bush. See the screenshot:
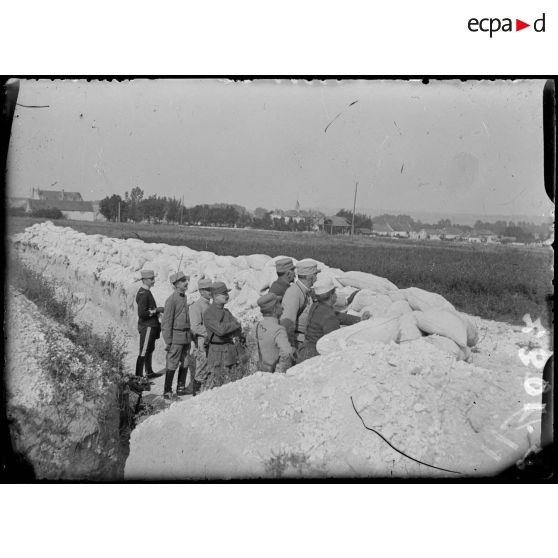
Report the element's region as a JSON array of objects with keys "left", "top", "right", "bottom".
[
  {"left": 8, "top": 253, "right": 127, "bottom": 380},
  {"left": 30, "top": 208, "right": 64, "bottom": 219},
  {"left": 8, "top": 207, "right": 26, "bottom": 217}
]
